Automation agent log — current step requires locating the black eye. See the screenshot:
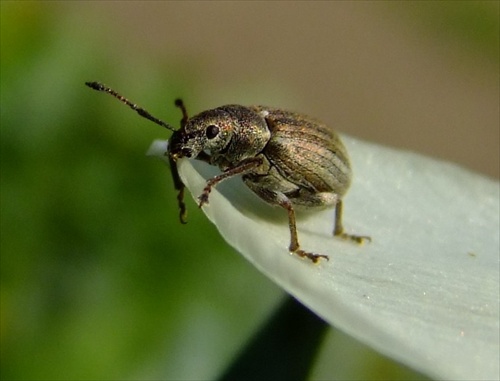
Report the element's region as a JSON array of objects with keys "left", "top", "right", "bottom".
[{"left": 206, "top": 124, "right": 219, "bottom": 139}]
